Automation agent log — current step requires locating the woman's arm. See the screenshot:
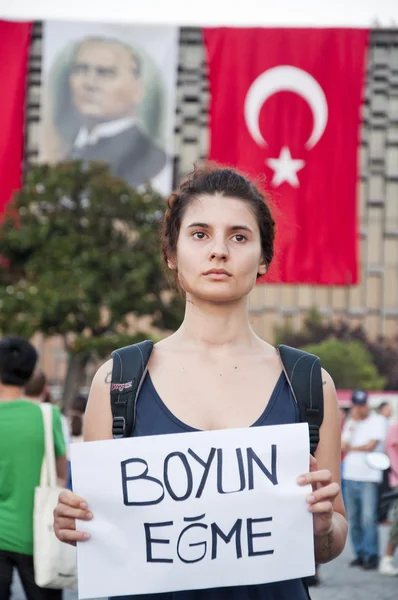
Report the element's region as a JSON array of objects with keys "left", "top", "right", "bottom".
[
  {"left": 83, "top": 359, "right": 114, "bottom": 441},
  {"left": 297, "top": 368, "right": 348, "bottom": 564}
]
